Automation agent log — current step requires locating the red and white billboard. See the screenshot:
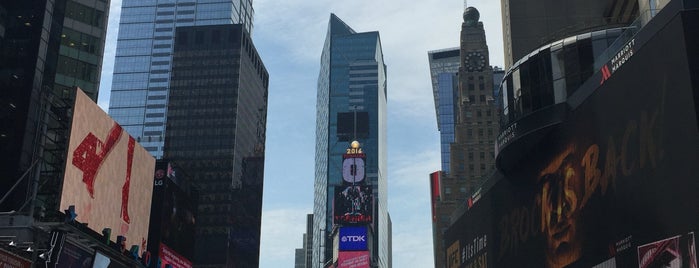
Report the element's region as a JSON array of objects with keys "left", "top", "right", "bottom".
[
  {"left": 337, "top": 251, "right": 370, "bottom": 268},
  {"left": 159, "top": 243, "right": 192, "bottom": 268},
  {"left": 61, "top": 89, "right": 155, "bottom": 249},
  {"left": 0, "top": 248, "right": 31, "bottom": 268}
]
